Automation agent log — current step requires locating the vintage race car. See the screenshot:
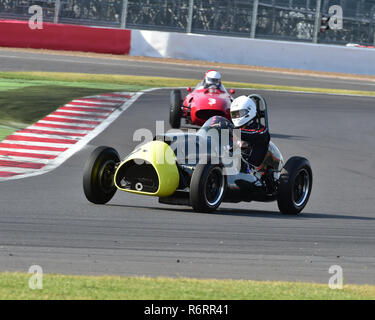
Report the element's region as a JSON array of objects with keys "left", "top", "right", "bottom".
[
  {"left": 83, "top": 94, "right": 313, "bottom": 215},
  {"left": 169, "top": 85, "right": 235, "bottom": 128}
]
